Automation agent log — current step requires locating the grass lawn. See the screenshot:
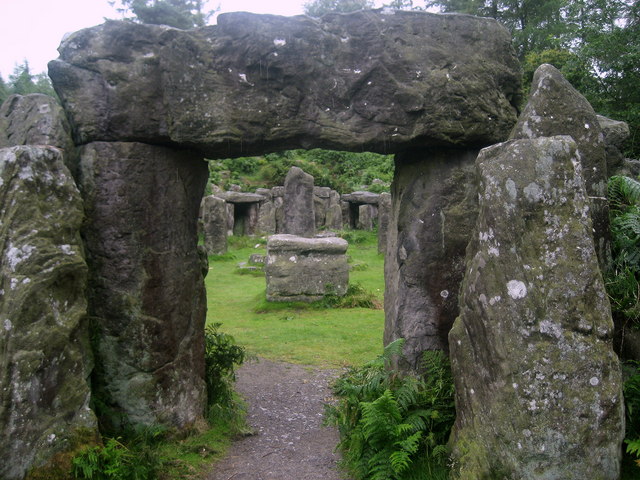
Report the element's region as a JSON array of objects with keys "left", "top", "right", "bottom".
[{"left": 204, "top": 231, "right": 386, "bottom": 367}]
